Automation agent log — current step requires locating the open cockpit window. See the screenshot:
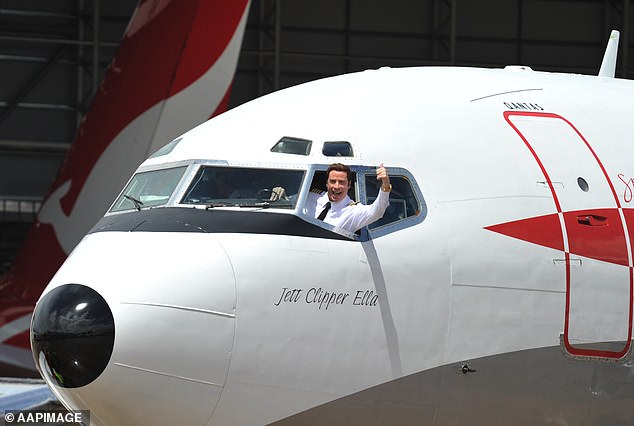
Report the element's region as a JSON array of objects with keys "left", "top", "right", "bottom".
[
  {"left": 110, "top": 166, "right": 187, "bottom": 212},
  {"left": 307, "top": 169, "right": 356, "bottom": 201},
  {"left": 181, "top": 166, "right": 305, "bottom": 209},
  {"left": 300, "top": 165, "right": 425, "bottom": 239}
]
